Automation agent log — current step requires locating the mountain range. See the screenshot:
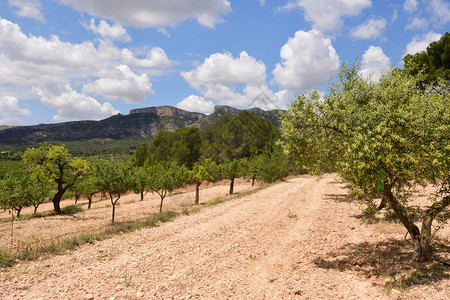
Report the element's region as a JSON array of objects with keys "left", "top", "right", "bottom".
[{"left": 0, "top": 106, "right": 283, "bottom": 147}]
